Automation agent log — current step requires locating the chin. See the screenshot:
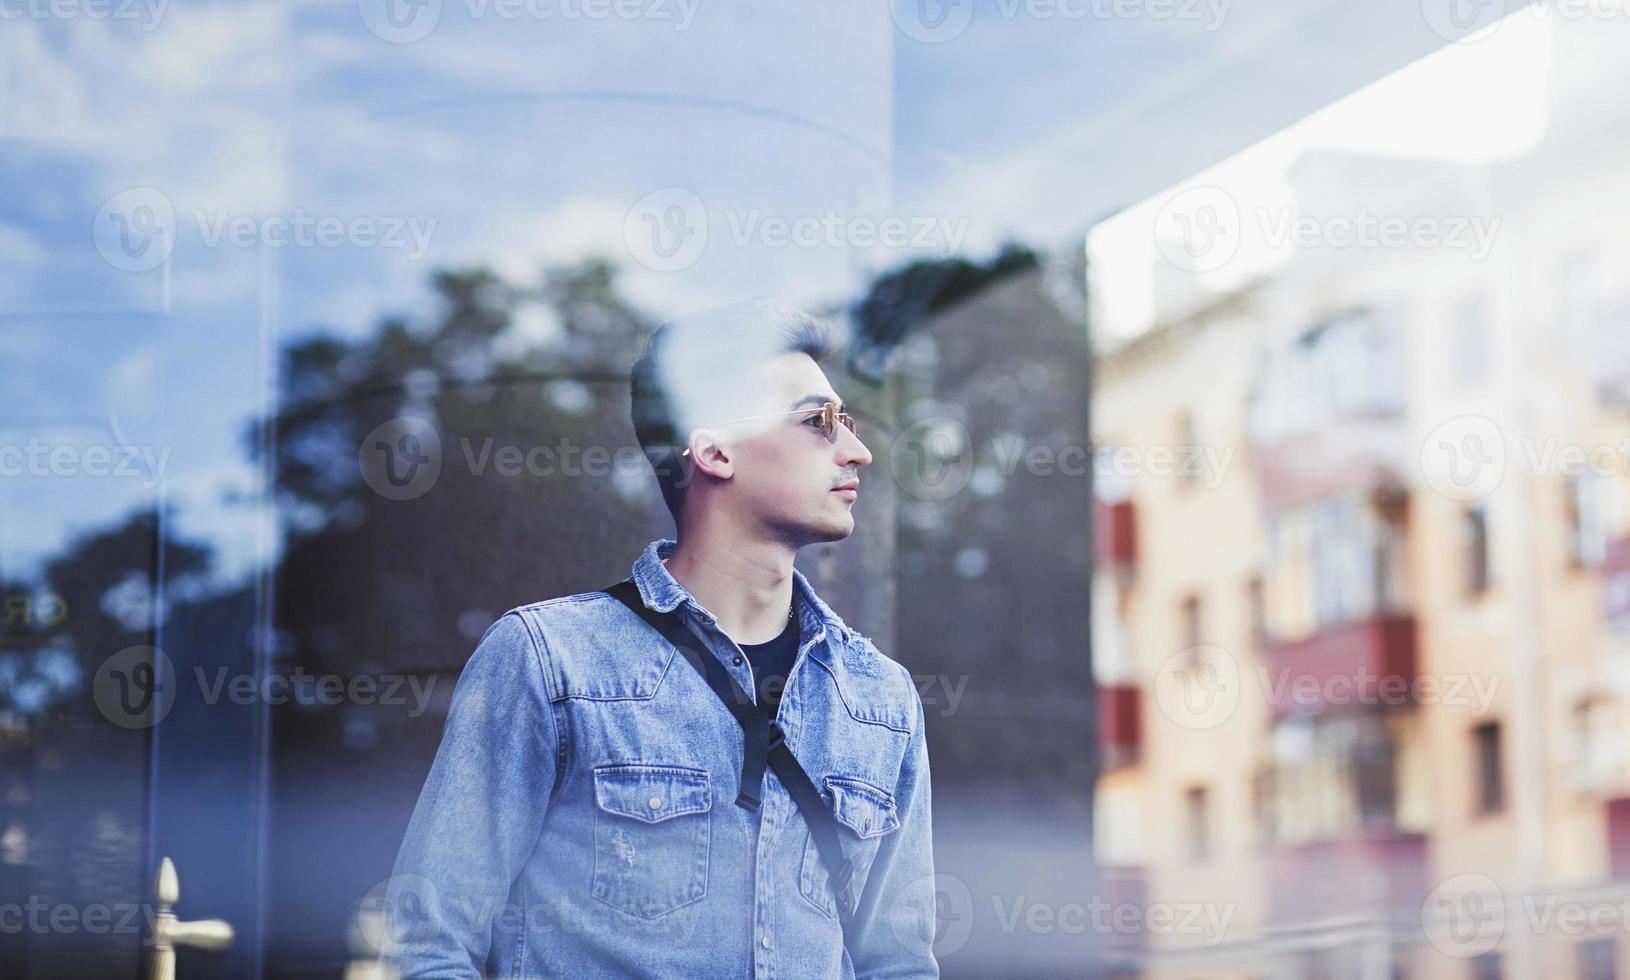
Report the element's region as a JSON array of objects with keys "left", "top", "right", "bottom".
[{"left": 794, "top": 514, "right": 856, "bottom": 546}]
